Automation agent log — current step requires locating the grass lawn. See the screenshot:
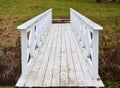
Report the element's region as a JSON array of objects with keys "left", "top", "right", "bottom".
[
  {"left": 0, "top": 0, "right": 120, "bottom": 47},
  {"left": 0, "top": 87, "right": 14, "bottom": 88},
  {"left": 0, "top": 0, "right": 120, "bottom": 87}
]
